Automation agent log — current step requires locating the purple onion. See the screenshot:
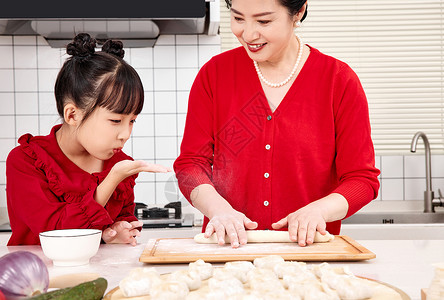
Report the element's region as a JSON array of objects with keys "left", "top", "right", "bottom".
[{"left": 0, "top": 251, "right": 49, "bottom": 299}]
